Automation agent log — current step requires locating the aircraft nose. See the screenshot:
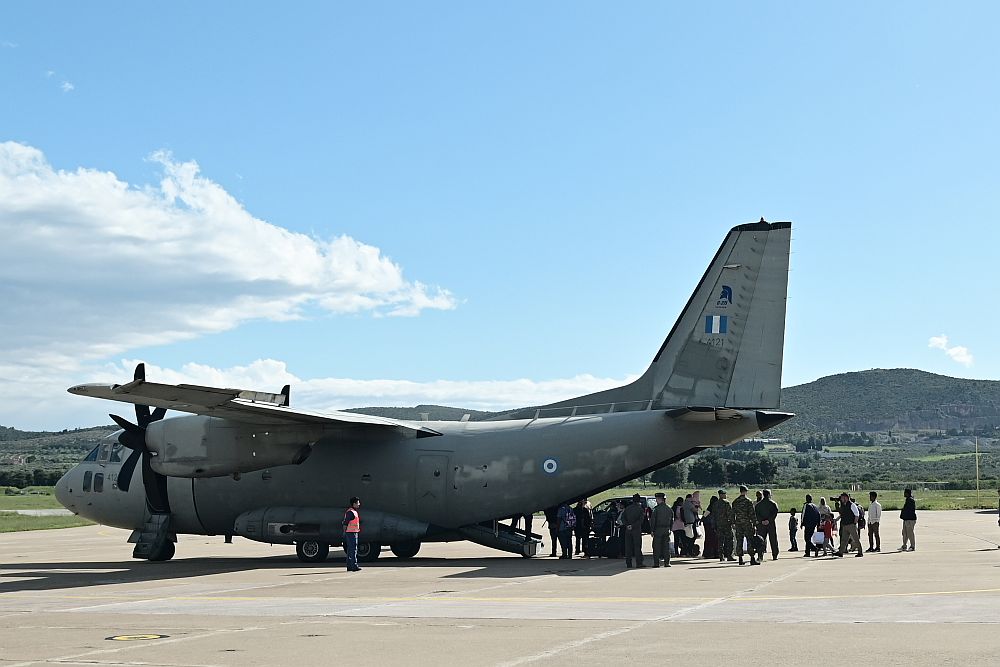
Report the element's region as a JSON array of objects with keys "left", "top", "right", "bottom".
[{"left": 54, "top": 470, "right": 74, "bottom": 510}]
